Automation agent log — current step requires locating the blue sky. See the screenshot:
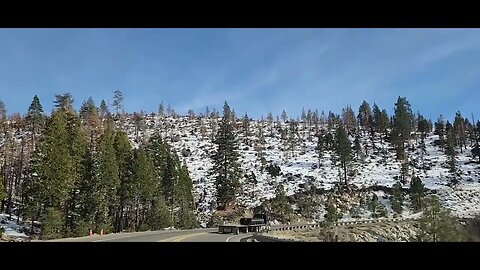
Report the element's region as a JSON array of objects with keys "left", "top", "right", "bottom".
[{"left": 0, "top": 28, "right": 479, "bottom": 121}]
